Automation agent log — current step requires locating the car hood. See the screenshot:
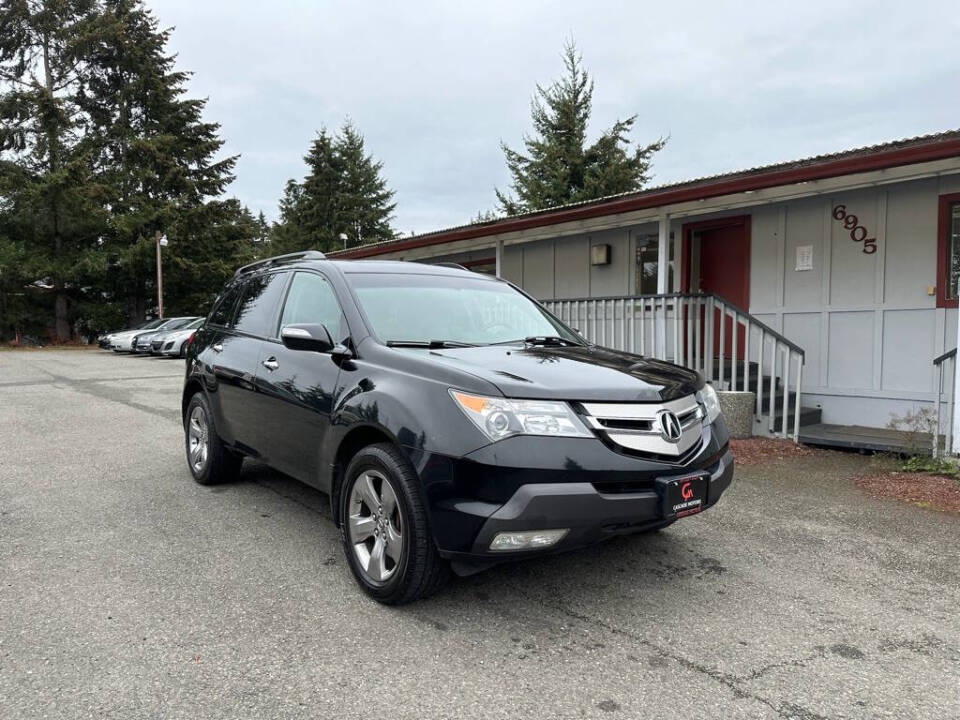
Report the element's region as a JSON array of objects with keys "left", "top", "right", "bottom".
[
  {"left": 421, "top": 344, "right": 702, "bottom": 402},
  {"left": 110, "top": 329, "right": 147, "bottom": 339},
  {"left": 161, "top": 329, "right": 193, "bottom": 341}
]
